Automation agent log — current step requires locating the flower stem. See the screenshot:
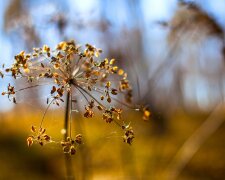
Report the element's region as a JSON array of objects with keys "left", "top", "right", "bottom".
[
  {"left": 64, "top": 91, "right": 71, "bottom": 139},
  {"left": 64, "top": 91, "right": 75, "bottom": 180}
]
